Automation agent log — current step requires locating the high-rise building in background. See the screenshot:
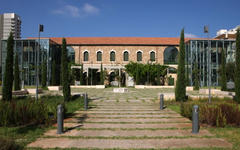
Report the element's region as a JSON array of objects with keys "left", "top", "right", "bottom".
[
  {"left": 0, "top": 13, "right": 21, "bottom": 70},
  {"left": 0, "top": 13, "right": 21, "bottom": 39}
]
